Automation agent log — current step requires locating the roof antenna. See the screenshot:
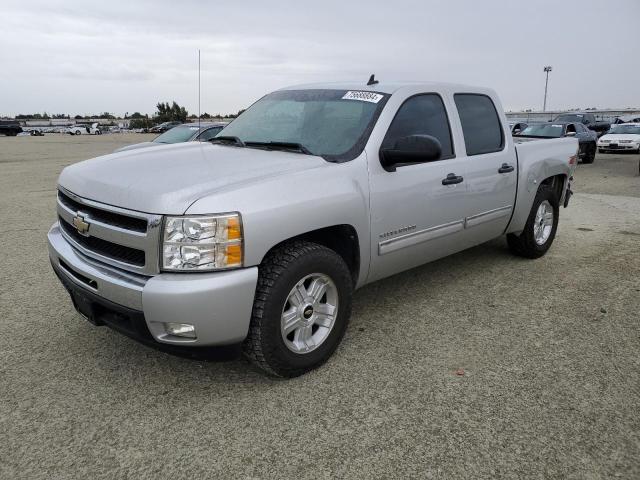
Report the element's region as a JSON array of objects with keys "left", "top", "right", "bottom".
[{"left": 367, "top": 74, "right": 379, "bottom": 86}]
